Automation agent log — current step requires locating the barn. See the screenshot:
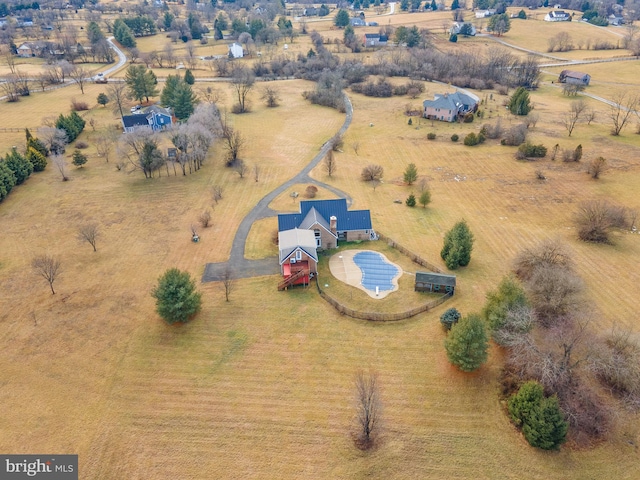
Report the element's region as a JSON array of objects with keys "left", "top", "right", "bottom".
[
  {"left": 414, "top": 272, "right": 456, "bottom": 294},
  {"left": 558, "top": 70, "right": 591, "bottom": 86},
  {"left": 278, "top": 228, "right": 318, "bottom": 290}
]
